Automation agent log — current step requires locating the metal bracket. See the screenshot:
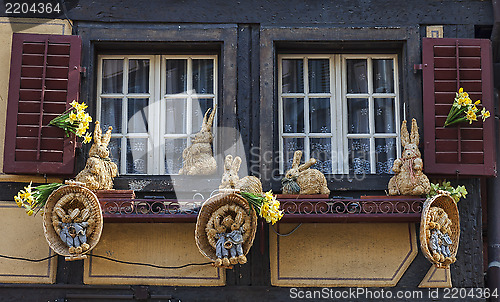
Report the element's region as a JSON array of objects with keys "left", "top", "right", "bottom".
[
  {"left": 79, "top": 66, "right": 87, "bottom": 78},
  {"left": 413, "top": 64, "right": 427, "bottom": 73}
]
